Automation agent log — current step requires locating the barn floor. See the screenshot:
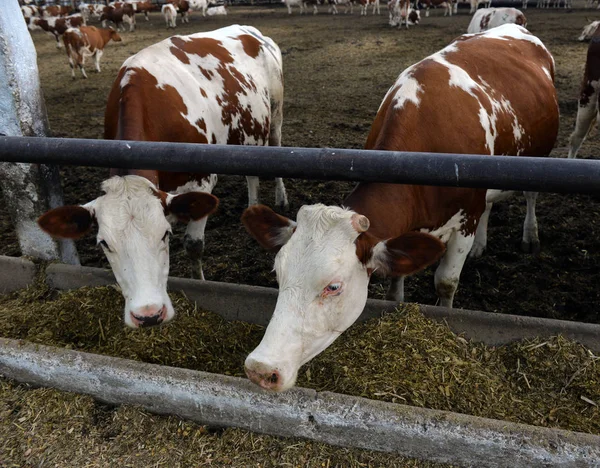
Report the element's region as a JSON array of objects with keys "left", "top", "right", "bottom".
[{"left": 1, "top": 6, "right": 600, "bottom": 323}]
